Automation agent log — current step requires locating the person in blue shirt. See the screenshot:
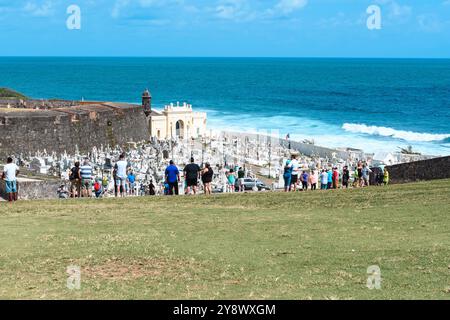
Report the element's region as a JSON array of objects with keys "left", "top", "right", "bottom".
[
  {"left": 327, "top": 169, "right": 333, "bottom": 190},
  {"left": 165, "top": 160, "right": 180, "bottom": 195},
  {"left": 163, "top": 182, "right": 170, "bottom": 195},
  {"left": 127, "top": 171, "right": 136, "bottom": 196},
  {"left": 283, "top": 160, "right": 293, "bottom": 192},
  {"left": 301, "top": 171, "right": 309, "bottom": 191}
]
